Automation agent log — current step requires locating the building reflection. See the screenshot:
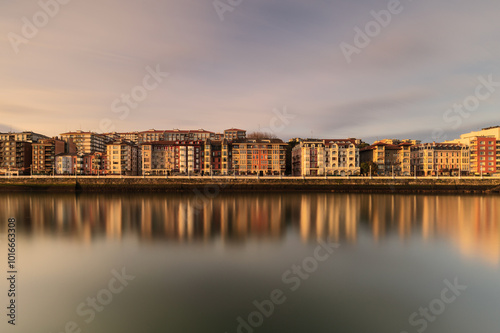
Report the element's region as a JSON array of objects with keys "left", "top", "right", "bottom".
[{"left": 0, "top": 193, "right": 499, "bottom": 265}]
